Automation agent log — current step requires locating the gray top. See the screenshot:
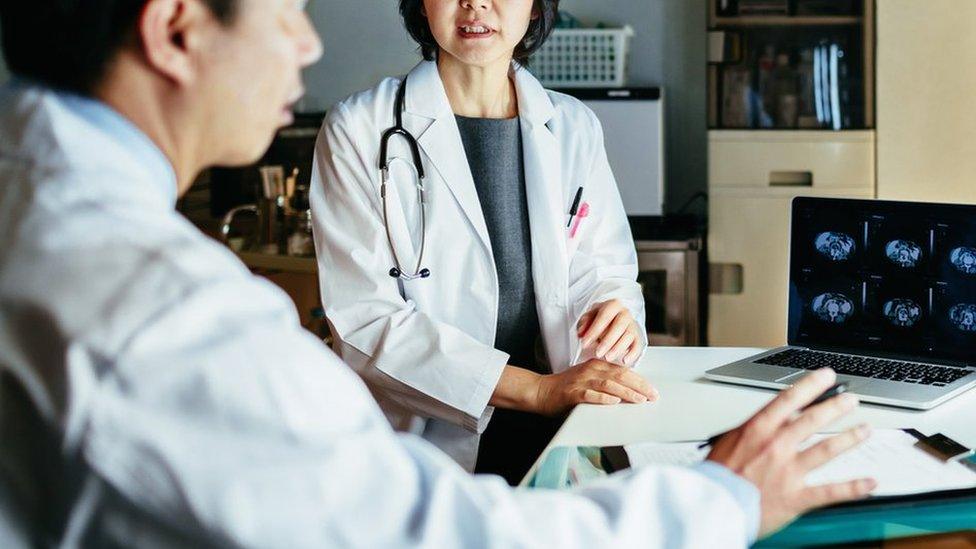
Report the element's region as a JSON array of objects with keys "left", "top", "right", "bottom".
[{"left": 455, "top": 115, "right": 542, "bottom": 372}]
